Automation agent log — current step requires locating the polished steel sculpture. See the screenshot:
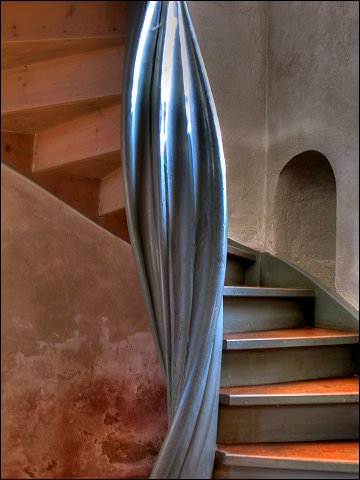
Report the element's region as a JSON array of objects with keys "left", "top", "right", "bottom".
[{"left": 121, "top": 1, "right": 227, "bottom": 478}]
